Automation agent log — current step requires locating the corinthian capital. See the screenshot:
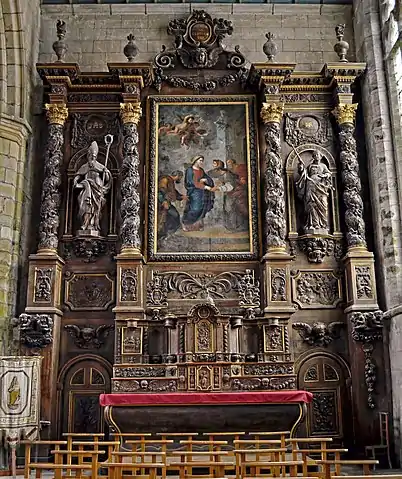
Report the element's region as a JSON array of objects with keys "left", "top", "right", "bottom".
[
  {"left": 45, "top": 103, "right": 68, "bottom": 125},
  {"left": 332, "top": 103, "right": 358, "bottom": 125},
  {"left": 261, "top": 102, "right": 284, "bottom": 124},
  {"left": 120, "top": 102, "right": 142, "bottom": 125}
]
